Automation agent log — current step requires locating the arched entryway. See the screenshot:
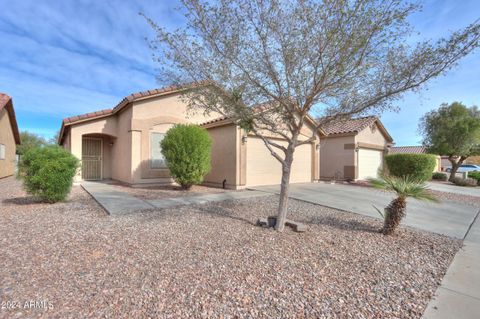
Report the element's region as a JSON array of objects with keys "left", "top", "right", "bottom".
[{"left": 82, "top": 133, "right": 116, "bottom": 180}]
